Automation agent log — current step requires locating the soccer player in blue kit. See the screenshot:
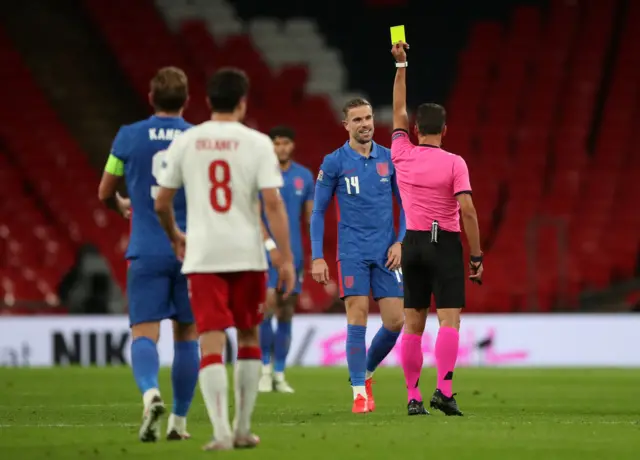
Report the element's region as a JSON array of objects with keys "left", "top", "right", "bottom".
[
  {"left": 98, "top": 67, "right": 199, "bottom": 442},
  {"left": 310, "top": 98, "right": 406, "bottom": 413},
  {"left": 258, "top": 126, "right": 314, "bottom": 394}
]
